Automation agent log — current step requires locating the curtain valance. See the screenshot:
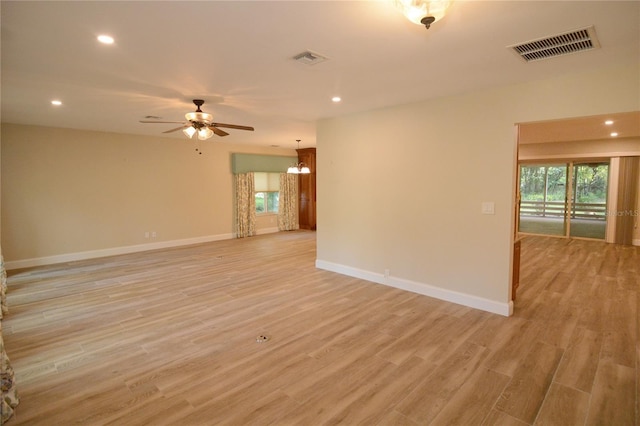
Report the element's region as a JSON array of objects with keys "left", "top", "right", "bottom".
[{"left": 231, "top": 154, "right": 296, "bottom": 174}]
